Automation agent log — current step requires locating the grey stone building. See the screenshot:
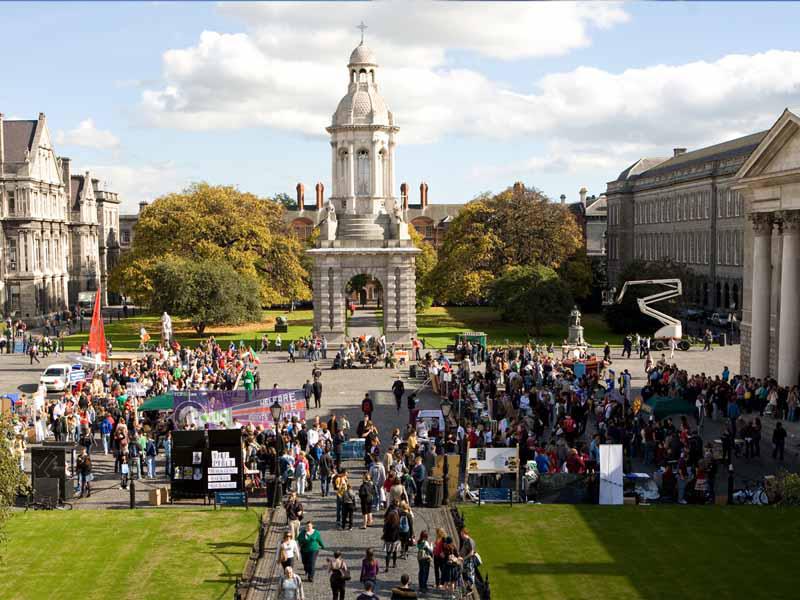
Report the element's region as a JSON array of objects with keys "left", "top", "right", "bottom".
[
  {"left": 0, "top": 112, "right": 120, "bottom": 320},
  {"left": 605, "top": 131, "right": 766, "bottom": 312}
]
